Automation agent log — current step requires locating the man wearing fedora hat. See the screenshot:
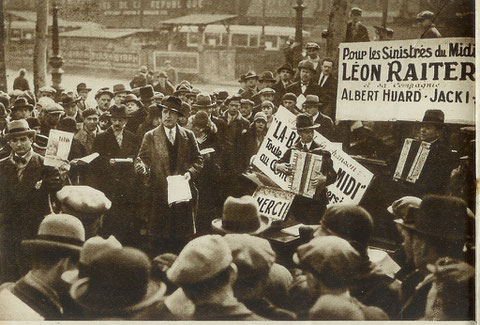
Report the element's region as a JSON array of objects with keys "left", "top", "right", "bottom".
[
  {"left": 239, "top": 71, "right": 259, "bottom": 101},
  {"left": 285, "top": 60, "right": 321, "bottom": 106},
  {"left": 135, "top": 95, "right": 203, "bottom": 254},
  {"left": 127, "top": 85, "right": 155, "bottom": 134},
  {"left": 0, "top": 214, "right": 85, "bottom": 319},
  {"left": 317, "top": 57, "right": 338, "bottom": 120},
  {"left": 153, "top": 71, "right": 174, "bottom": 96},
  {"left": 10, "top": 97, "right": 33, "bottom": 121},
  {"left": 76, "top": 83, "right": 92, "bottom": 113},
  {"left": 112, "top": 84, "right": 131, "bottom": 107},
  {"left": 416, "top": 10, "right": 441, "bottom": 38},
  {"left": 304, "top": 42, "right": 322, "bottom": 80},
  {"left": 275, "top": 114, "right": 336, "bottom": 224},
  {"left": 346, "top": 7, "right": 370, "bottom": 42},
  {"left": 272, "top": 63, "right": 293, "bottom": 105},
  {"left": 94, "top": 88, "right": 113, "bottom": 114},
  {"left": 0, "top": 119, "right": 62, "bottom": 283},
  {"left": 123, "top": 93, "right": 143, "bottom": 117},
  {"left": 258, "top": 71, "right": 276, "bottom": 90},
  {"left": 302, "top": 95, "right": 335, "bottom": 140},
  {"left": 39, "top": 101, "right": 64, "bottom": 136},
  {"left": 396, "top": 195, "right": 471, "bottom": 319},
  {"left": 60, "top": 93, "right": 83, "bottom": 128},
  {"left": 395, "top": 109, "right": 455, "bottom": 197},
  {"left": 90, "top": 104, "right": 140, "bottom": 244}
]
